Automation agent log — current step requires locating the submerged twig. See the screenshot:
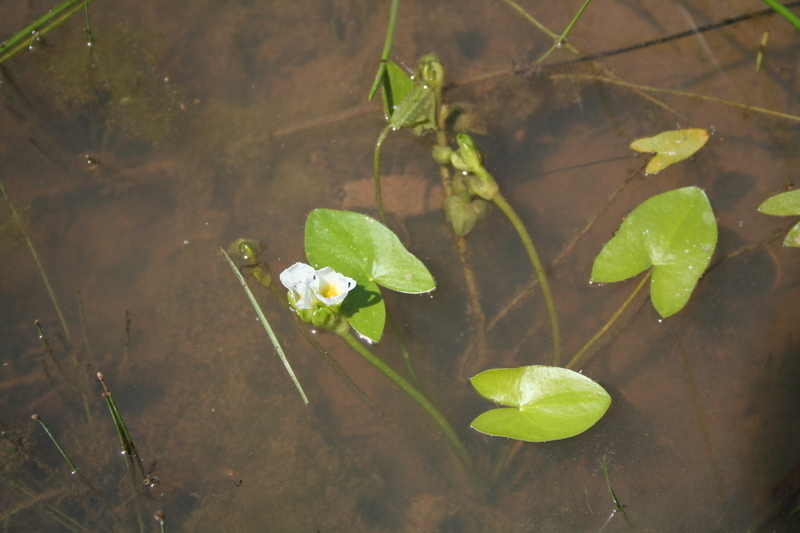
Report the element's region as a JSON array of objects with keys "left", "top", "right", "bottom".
[{"left": 221, "top": 248, "right": 309, "bottom": 405}]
